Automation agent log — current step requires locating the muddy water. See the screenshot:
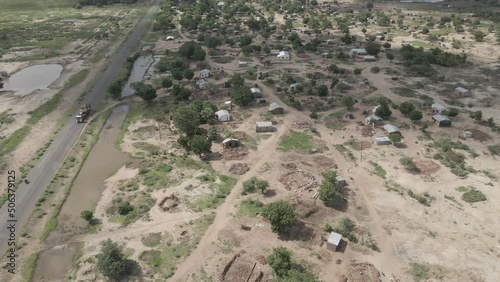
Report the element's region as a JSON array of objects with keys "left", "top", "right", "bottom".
[
  {"left": 121, "top": 55, "right": 154, "bottom": 97},
  {"left": 33, "top": 105, "right": 130, "bottom": 281},
  {"left": 3, "top": 64, "right": 63, "bottom": 96}
]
